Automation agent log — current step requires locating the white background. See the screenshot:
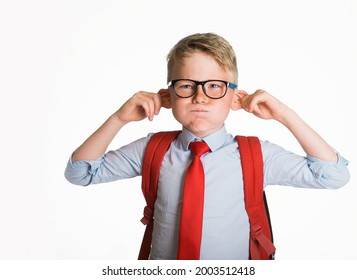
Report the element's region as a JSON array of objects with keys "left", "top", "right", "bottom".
[{"left": 0, "top": 0, "right": 356, "bottom": 260}]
